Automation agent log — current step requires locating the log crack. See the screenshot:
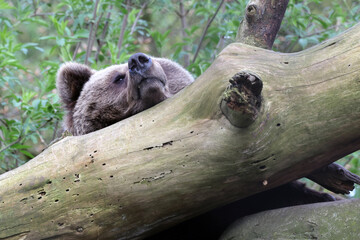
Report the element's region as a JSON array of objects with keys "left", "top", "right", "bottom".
[
  {"left": 275, "top": 68, "right": 360, "bottom": 91},
  {"left": 133, "top": 170, "right": 173, "bottom": 184}
]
